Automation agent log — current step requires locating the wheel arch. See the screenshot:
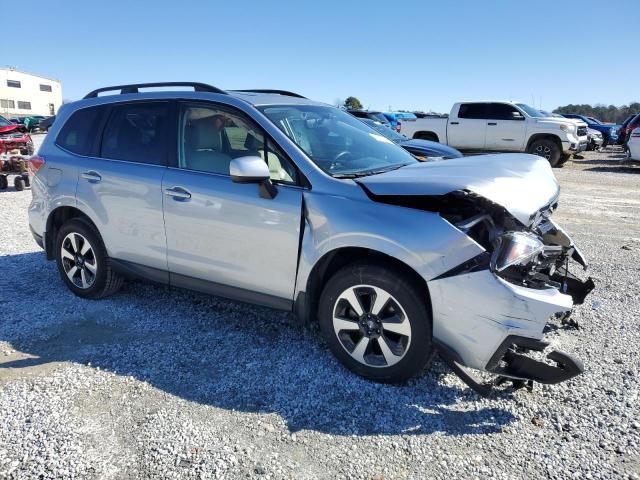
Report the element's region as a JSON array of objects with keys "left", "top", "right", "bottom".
[
  {"left": 45, "top": 206, "right": 99, "bottom": 260},
  {"left": 413, "top": 131, "right": 439, "bottom": 142},
  {"left": 295, "top": 246, "right": 432, "bottom": 325},
  {"left": 526, "top": 133, "right": 562, "bottom": 152}
]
